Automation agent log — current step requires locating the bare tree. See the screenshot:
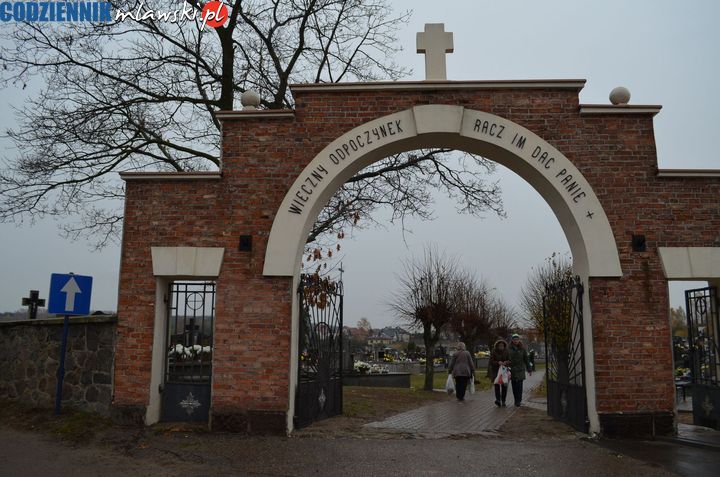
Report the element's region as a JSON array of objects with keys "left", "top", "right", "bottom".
[
  {"left": 356, "top": 317, "right": 372, "bottom": 333},
  {"left": 447, "top": 271, "right": 518, "bottom": 350},
  {"left": 669, "top": 307, "right": 687, "bottom": 338},
  {"left": 0, "top": 1, "right": 504, "bottom": 248},
  {"left": 487, "top": 297, "right": 518, "bottom": 346},
  {"left": 388, "top": 246, "right": 458, "bottom": 391},
  {"left": 448, "top": 273, "right": 493, "bottom": 352},
  {"left": 307, "top": 149, "right": 503, "bottom": 245},
  {"left": 519, "top": 252, "right": 572, "bottom": 335}
]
